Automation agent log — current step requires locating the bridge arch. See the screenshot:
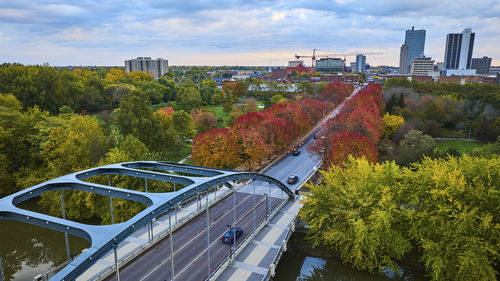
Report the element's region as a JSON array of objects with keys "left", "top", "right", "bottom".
[{"left": 0, "top": 161, "right": 294, "bottom": 281}]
